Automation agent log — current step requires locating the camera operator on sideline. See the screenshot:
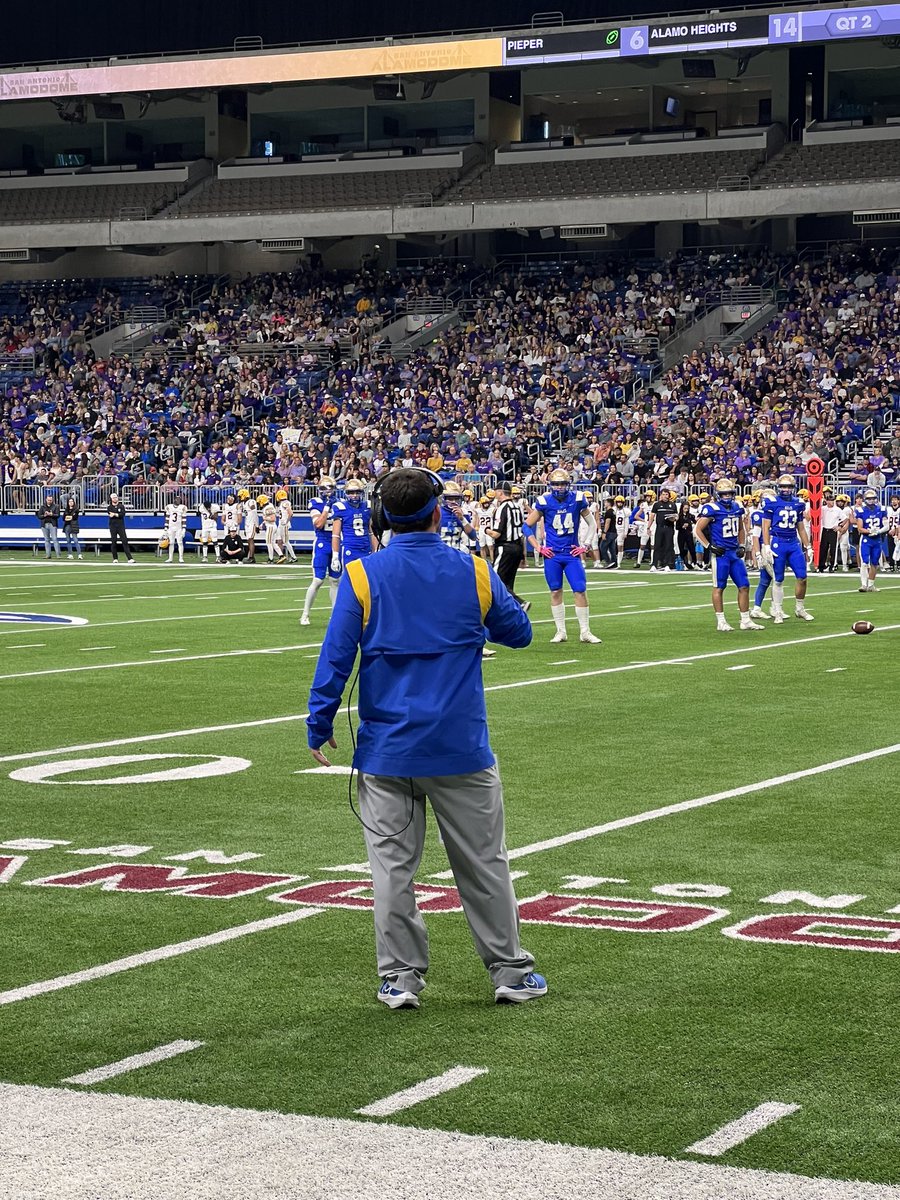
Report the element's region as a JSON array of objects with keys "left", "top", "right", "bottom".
[{"left": 306, "top": 467, "right": 547, "bottom": 1011}]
